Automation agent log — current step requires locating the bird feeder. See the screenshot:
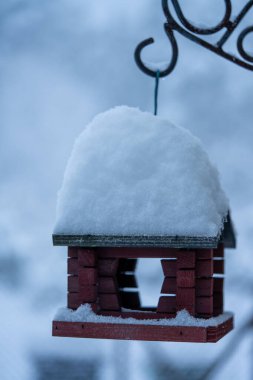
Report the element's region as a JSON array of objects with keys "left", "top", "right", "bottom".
[
  {"left": 52, "top": 106, "right": 236, "bottom": 343},
  {"left": 52, "top": 0, "right": 253, "bottom": 342}
]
